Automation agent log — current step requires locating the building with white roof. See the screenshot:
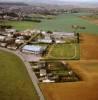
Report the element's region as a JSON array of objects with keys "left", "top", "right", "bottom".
[
  {"left": 40, "top": 69, "right": 47, "bottom": 77},
  {"left": 42, "top": 78, "right": 55, "bottom": 83},
  {"left": 38, "top": 31, "right": 75, "bottom": 43},
  {"left": 0, "top": 35, "right": 6, "bottom": 42},
  {"left": 15, "top": 39, "right": 24, "bottom": 44},
  {"left": 52, "top": 32, "right": 75, "bottom": 39},
  {"left": 38, "top": 36, "right": 52, "bottom": 43},
  {"left": 5, "top": 29, "right": 16, "bottom": 34},
  {"left": 22, "top": 45, "right": 47, "bottom": 55},
  {"left": 53, "top": 32, "right": 74, "bottom": 36}
]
